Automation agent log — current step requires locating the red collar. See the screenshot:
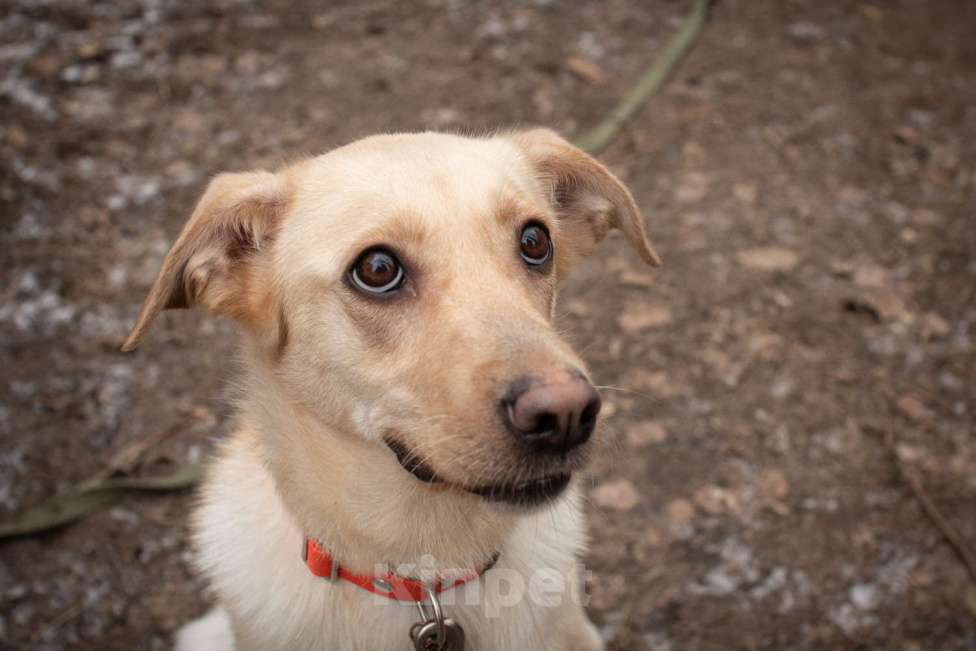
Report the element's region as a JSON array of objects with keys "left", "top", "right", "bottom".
[{"left": 303, "top": 538, "right": 497, "bottom": 602}]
